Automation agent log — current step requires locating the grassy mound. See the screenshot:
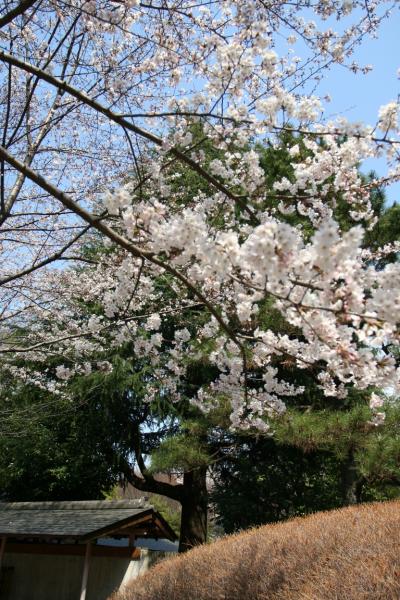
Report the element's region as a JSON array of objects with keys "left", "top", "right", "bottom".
[{"left": 111, "top": 501, "right": 400, "bottom": 600}]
